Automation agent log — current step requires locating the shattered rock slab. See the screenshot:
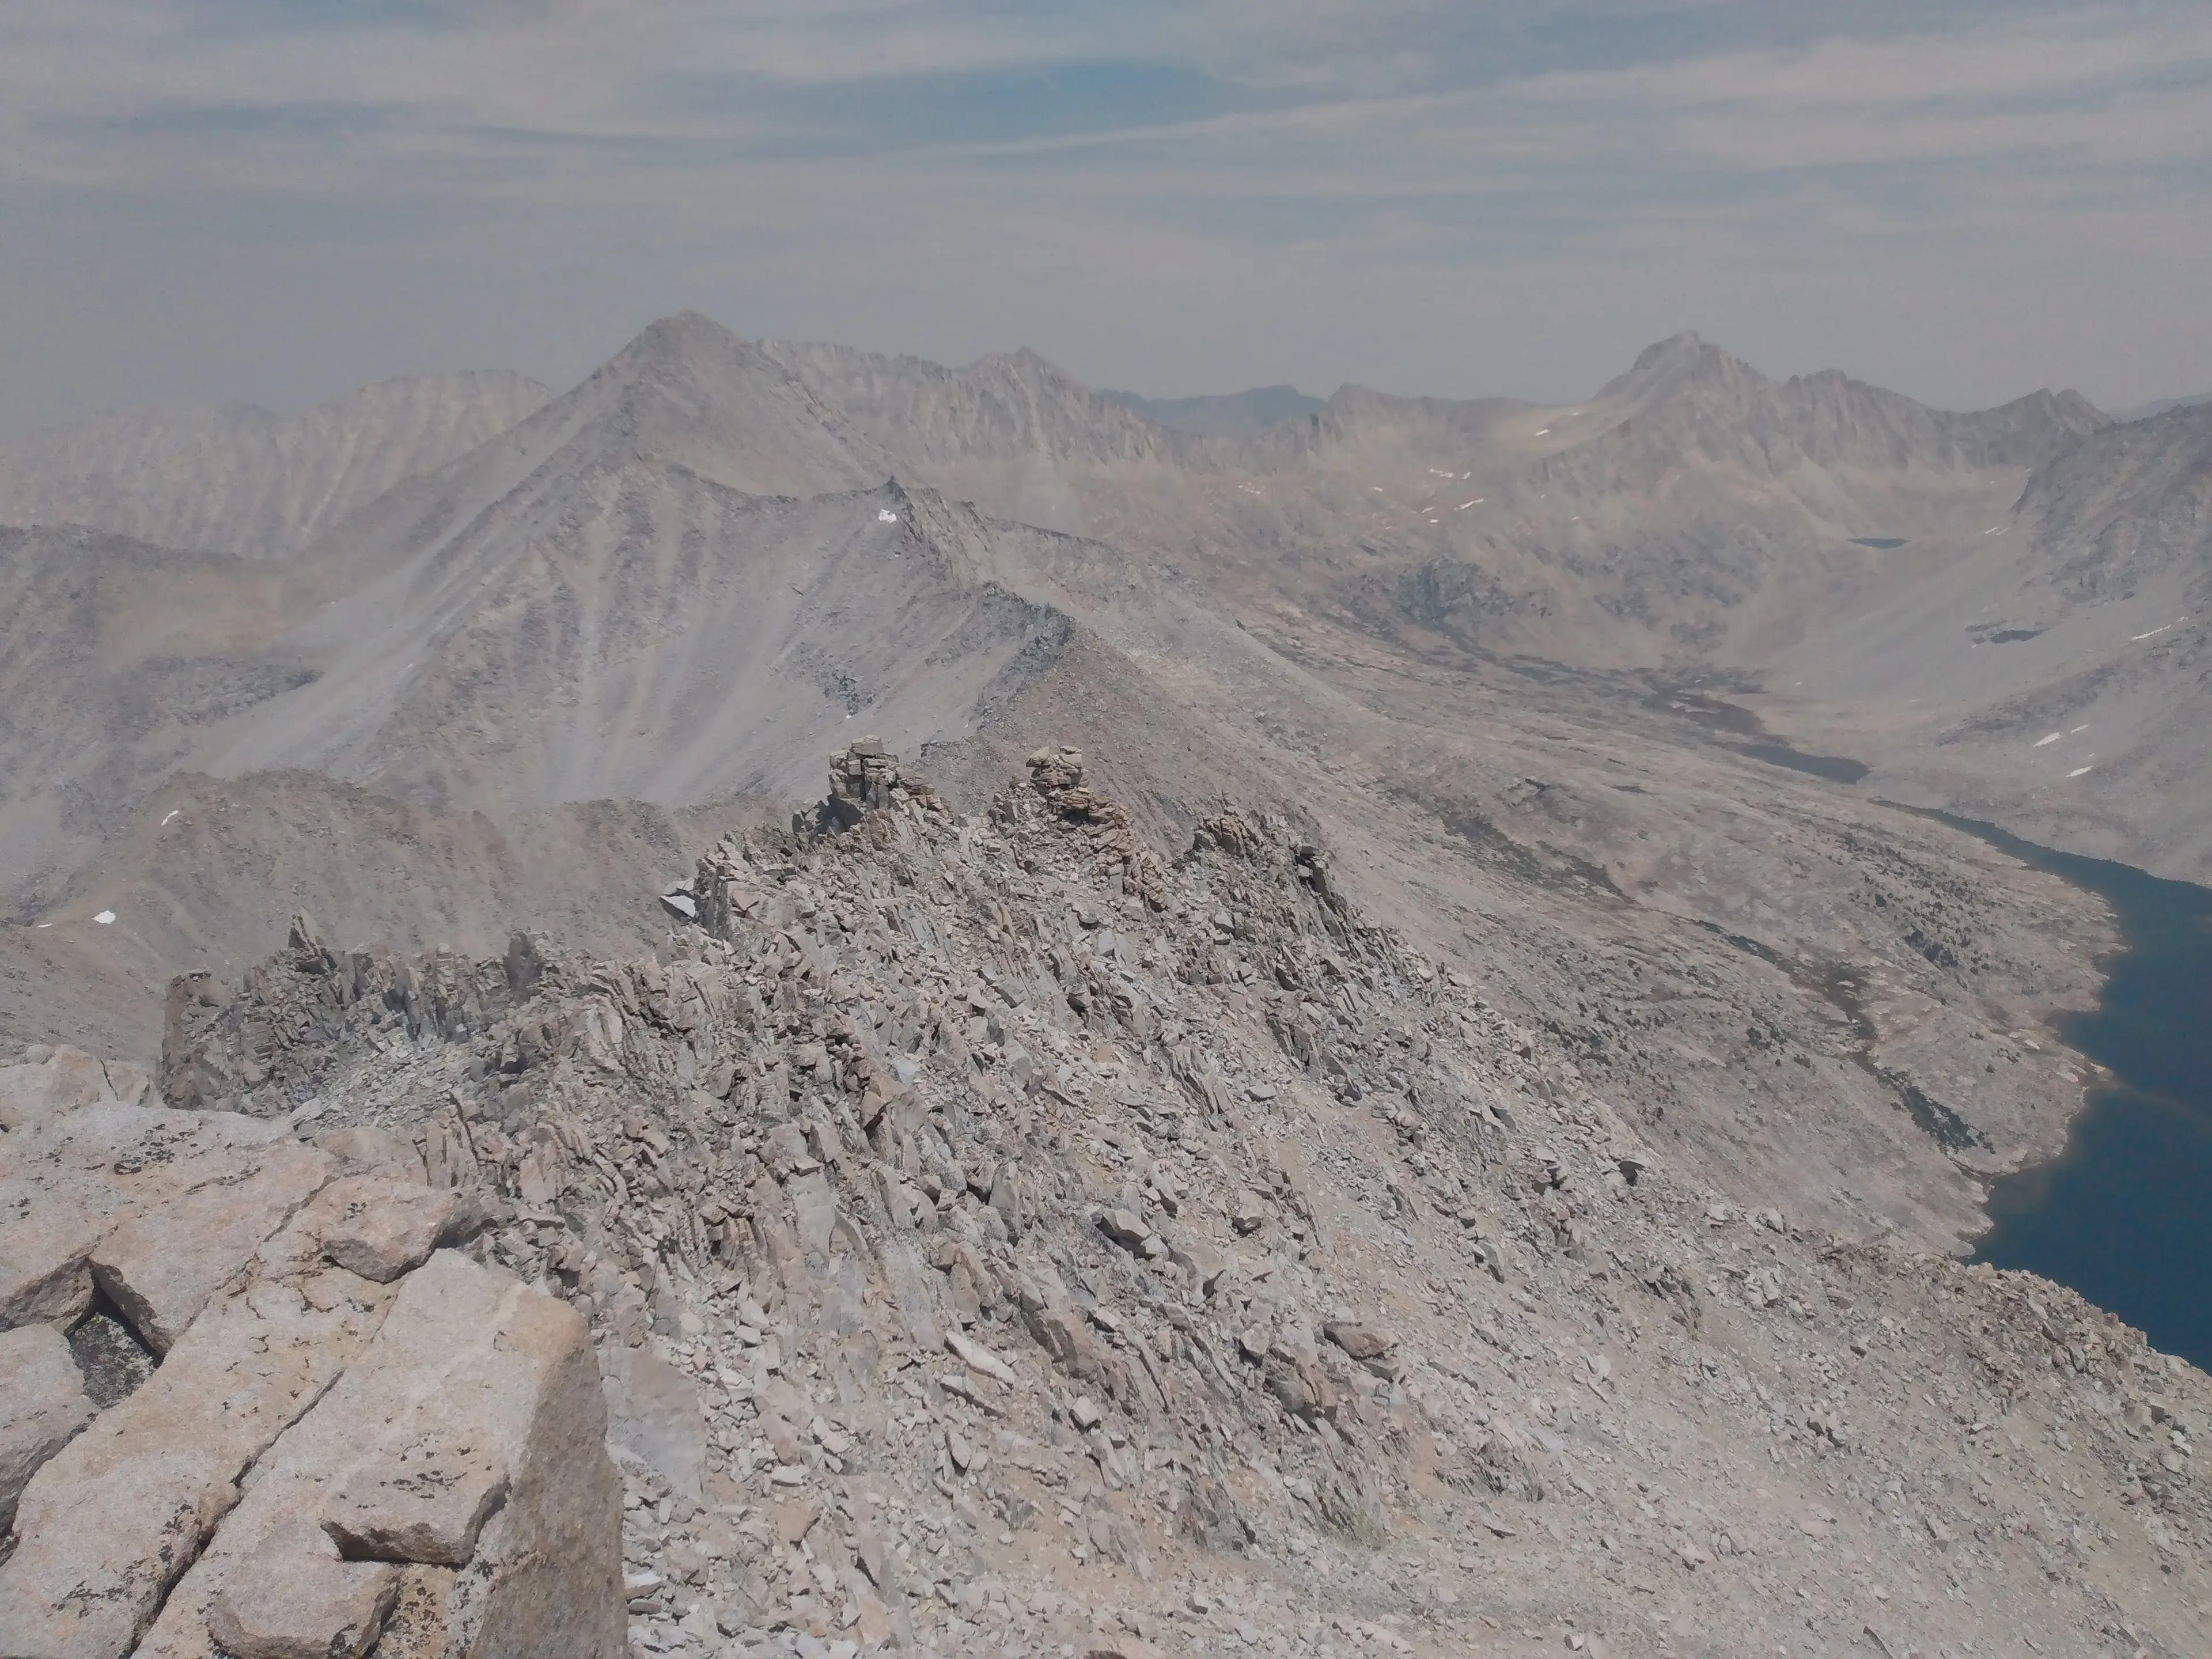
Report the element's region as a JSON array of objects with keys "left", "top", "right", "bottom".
[
  {"left": 323, "top": 1438, "right": 509, "bottom": 1566},
  {"left": 135, "top": 1251, "right": 622, "bottom": 1659},
  {"left": 0, "top": 1271, "right": 392, "bottom": 1659},
  {"left": 0, "top": 1051, "right": 623, "bottom": 1659}
]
